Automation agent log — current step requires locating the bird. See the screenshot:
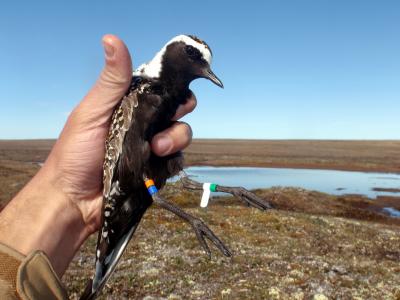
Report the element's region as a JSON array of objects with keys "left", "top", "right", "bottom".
[{"left": 80, "top": 34, "right": 272, "bottom": 300}]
